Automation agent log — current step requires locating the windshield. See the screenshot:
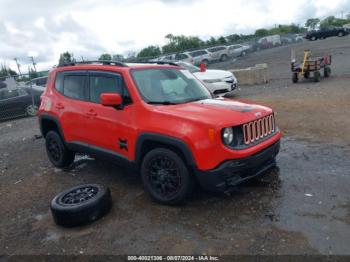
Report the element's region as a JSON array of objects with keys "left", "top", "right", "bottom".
[
  {"left": 177, "top": 62, "right": 200, "bottom": 73},
  {"left": 132, "top": 68, "right": 211, "bottom": 104}
]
